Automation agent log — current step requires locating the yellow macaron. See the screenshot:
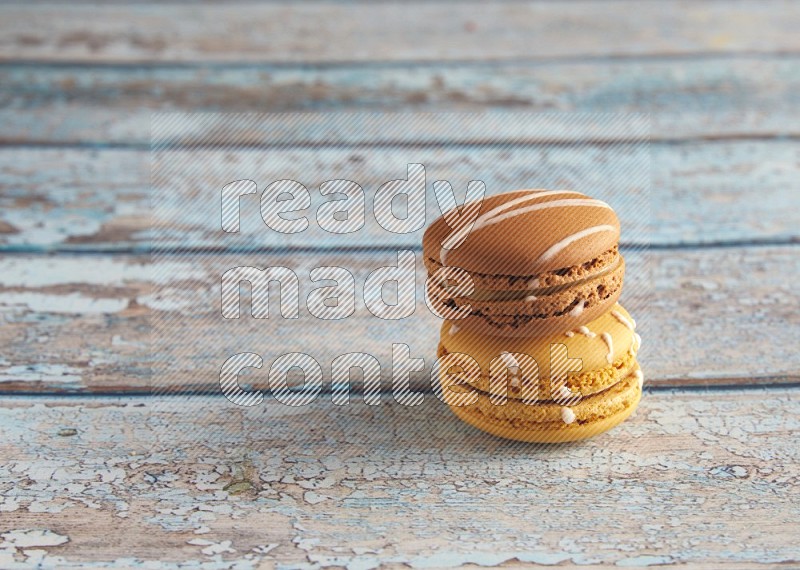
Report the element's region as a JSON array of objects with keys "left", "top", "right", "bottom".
[{"left": 436, "top": 303, "right": 643, "bottom": 443}]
